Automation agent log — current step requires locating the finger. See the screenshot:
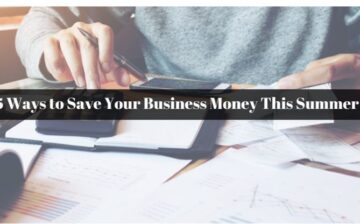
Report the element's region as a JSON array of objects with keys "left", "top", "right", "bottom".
[
  {"left": 305, "top": 54, "right": 345, "bottom": 70},
  {"left": 306, "top": 54, "right": 360, "bottom": 70},
  {"left": 76, "top": 30, "right": 100, "bottom": 89},
  {"left": 278, "top": 55, "right": 360, "bottom": 89},
  {"left": 97, "top": 63, "right": 108, "bottom": 84},
  {"left": 104, "top": 67, "right": 130, "bottom": 86},
  {"left": 43, "top": 37, "right": 72, "bottom": 81},
  {"left": 278, "top": 66, "right": 335, "bottom": 89},
  {"left": 91, "top": 23, "right": 115, "bottom": 73},
  {"left": 57, "top": 32, "right": 85, "bottom": 87}
]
